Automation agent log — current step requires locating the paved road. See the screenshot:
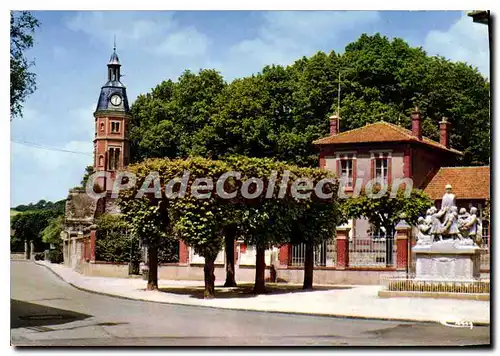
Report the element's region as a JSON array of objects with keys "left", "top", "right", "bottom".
[{"left": 11, "top": 261, "right": 490, "bottom": 346}]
